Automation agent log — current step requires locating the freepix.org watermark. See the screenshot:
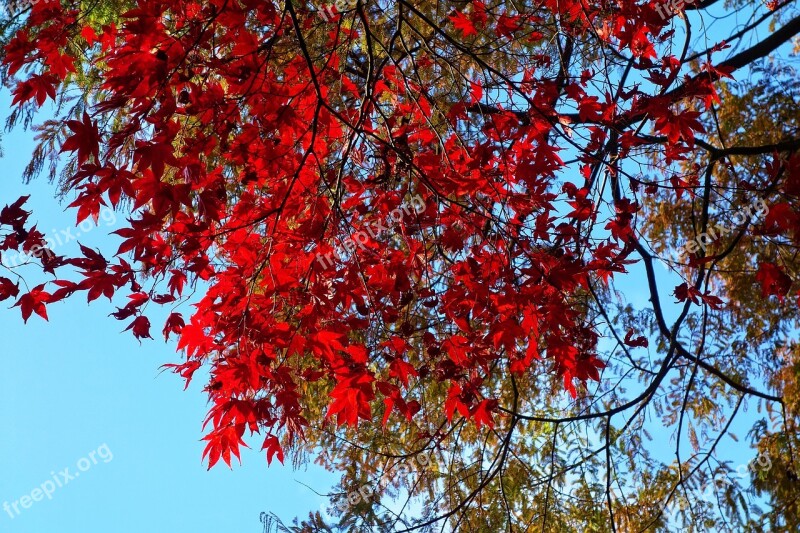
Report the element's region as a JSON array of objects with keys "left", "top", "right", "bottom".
[
  {"left": 317, "top": 0, "right": 359, "bottom": 21},
  {"left": 664, "top": 197, "right": 769, "bottom": 268},
  {"left": 0, "top": 207, "right": 117, "bottom": 269},
  {"left": 330, "top": 448, "right": 434, "bottom": 514},
  {"left": 3, "top": 444, "right": 113, "bottom": 519},
  {"left": 315, "top": 195, "right": 425, "bottom": 269},
  {"left": 3, "top": 0, "right": 38, "bottom": 16},
  {"left": 654, "top": 0, "right": 699, "bottom": 20},
  {"left": 662, "top": 451, "right": 772, "bottom": 522}
]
